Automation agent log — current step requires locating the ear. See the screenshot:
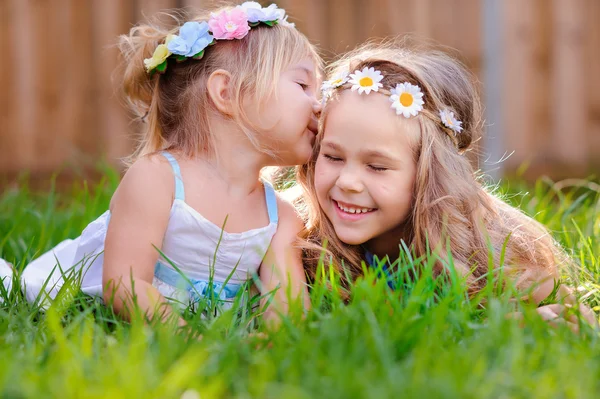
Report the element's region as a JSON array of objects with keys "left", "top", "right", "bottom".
[{"left": 206, "top": 69, "right": 233, "bottom": 115}]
